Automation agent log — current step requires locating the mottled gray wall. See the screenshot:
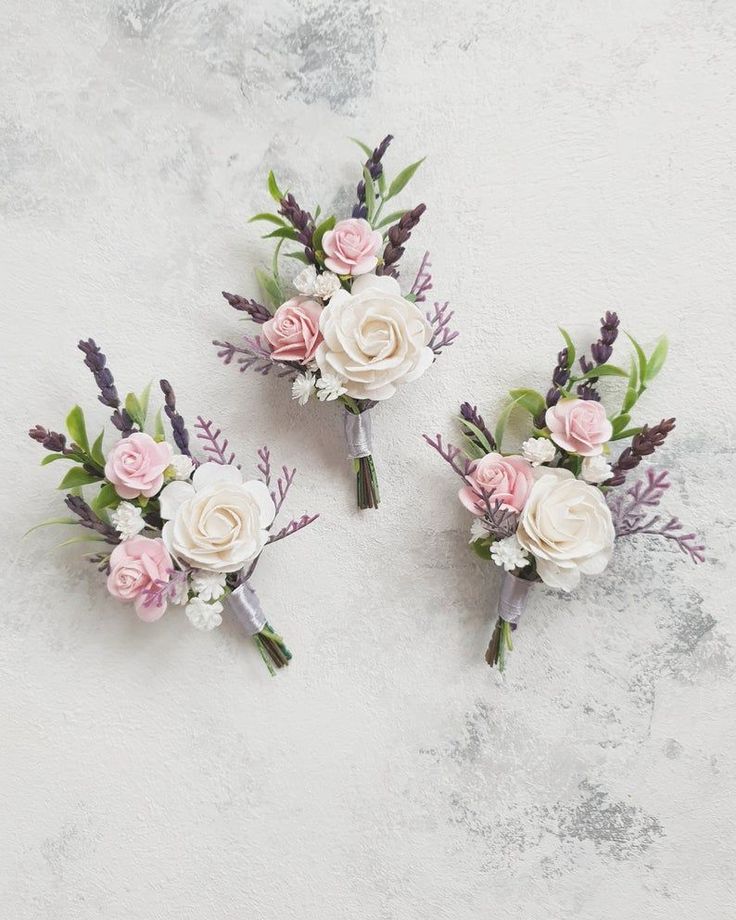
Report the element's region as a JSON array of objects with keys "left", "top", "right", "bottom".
[{"left": 2, "top": 1, "right": 734, "bottom": 918}]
